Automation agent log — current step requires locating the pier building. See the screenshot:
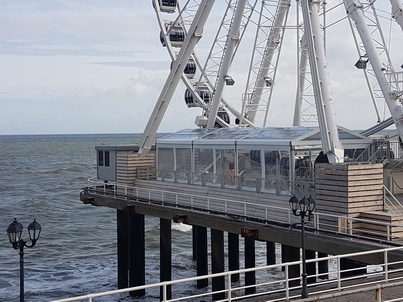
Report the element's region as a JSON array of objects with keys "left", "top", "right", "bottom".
[
  {"left": 79, "top": 126, "right": 403, "bottom": 300},
  {"left": 77, "top": 0, "right": 403, "bottom": 300}
]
